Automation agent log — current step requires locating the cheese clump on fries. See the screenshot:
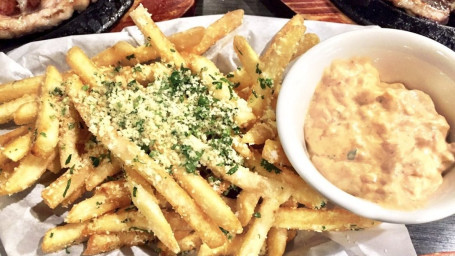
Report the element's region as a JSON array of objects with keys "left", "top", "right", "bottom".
[{"left": 82, "top": 63, "right": 245, "bottom": 176}]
